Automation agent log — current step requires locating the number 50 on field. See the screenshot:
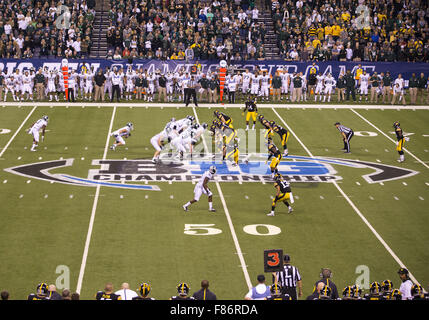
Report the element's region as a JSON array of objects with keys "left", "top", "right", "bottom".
[{"left": 184, "top": 224, "right": 281, "bottom": 236}]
